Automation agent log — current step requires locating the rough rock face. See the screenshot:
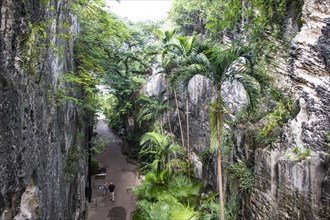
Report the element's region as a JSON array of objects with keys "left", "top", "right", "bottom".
[
  {"left": 241, "top": 0, "right": 330, "bottom": 219},
  {"left": 0, "top": 0, "right": 87, "bottom": 219}
]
